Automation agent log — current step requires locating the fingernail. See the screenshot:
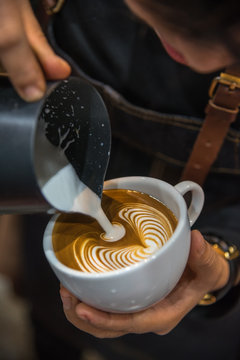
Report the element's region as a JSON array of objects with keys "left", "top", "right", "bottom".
[
  {"left": 61, "top": 296, "right": 72, "bottom": 310},
  {"left": 57, "top": 57, "right": 71, "bottom": 76},
  {"left": 21, "top": 85, "right": 45, "bottom": 102}
]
